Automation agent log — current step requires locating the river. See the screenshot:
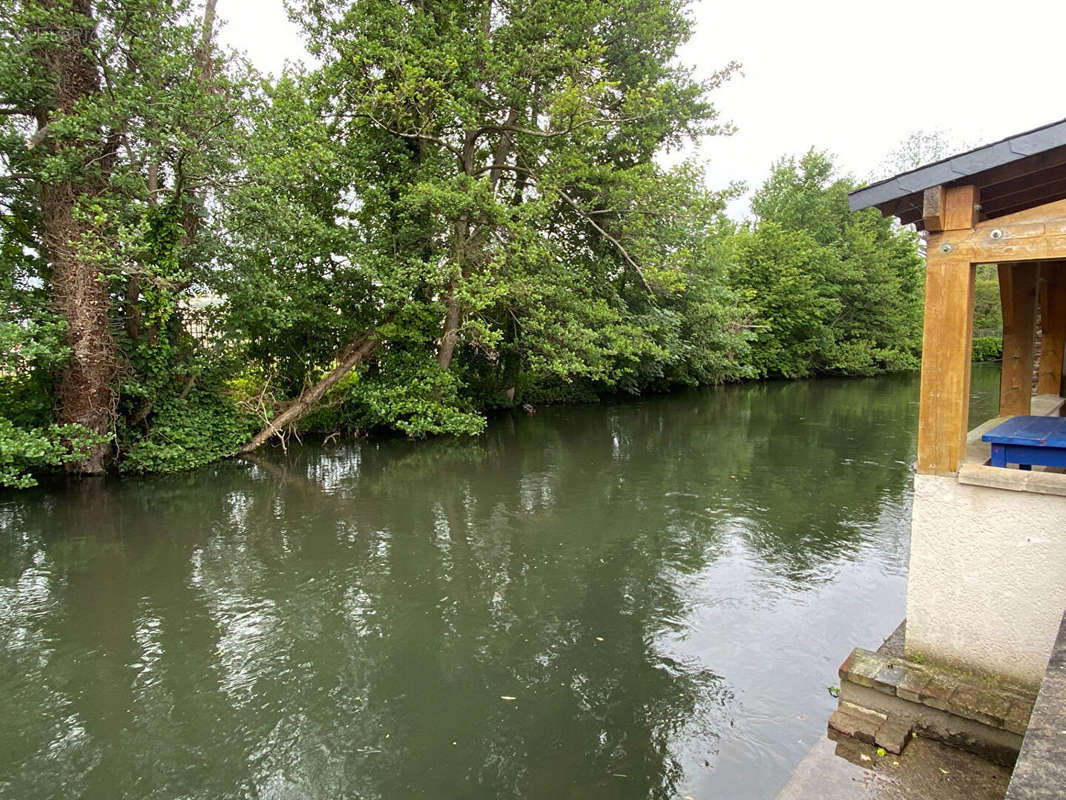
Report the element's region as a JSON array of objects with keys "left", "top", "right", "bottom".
[{"left": 0, "top": 365, "right": 1002, "bottom": 799}]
